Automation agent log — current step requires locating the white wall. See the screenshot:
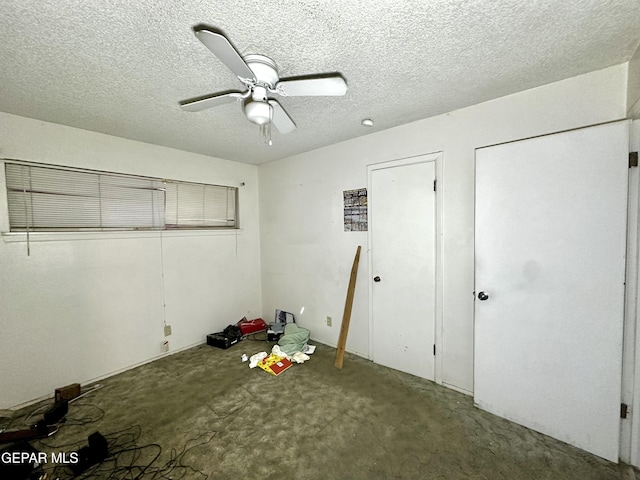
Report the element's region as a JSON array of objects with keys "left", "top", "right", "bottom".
[
  {"left": 628, "top": 44, "right": 640, "bottom": 118},
  {"left": 259, "top": 64, "right": 628, "bottom": 394},
  {"left": 0, "top": 112, "right": 262, "bottom": 409}
]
